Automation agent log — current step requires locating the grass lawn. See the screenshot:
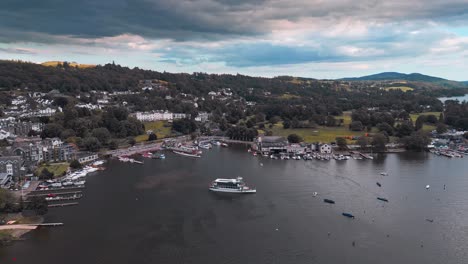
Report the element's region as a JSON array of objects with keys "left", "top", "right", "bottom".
[
  {"left": 278, "top": 94, "right": 300, "bottom": 100},
  {"left": 335, "top": 111, "right": 353, "bottom": 126},
  {"left": 270, "top": 123, "right": 367, "bottom": 143},
  {"left": 409, "top": 112, "right": 441, "bottom": 122},
  {"left": 36, "top": 162, "right": 69, "bottom": 178},
  {"left": 384, "top": 86, "right": 414, "bottom": 92},
  {"left": 135, "top": 121, "right": 173, "bottom": 143}
]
